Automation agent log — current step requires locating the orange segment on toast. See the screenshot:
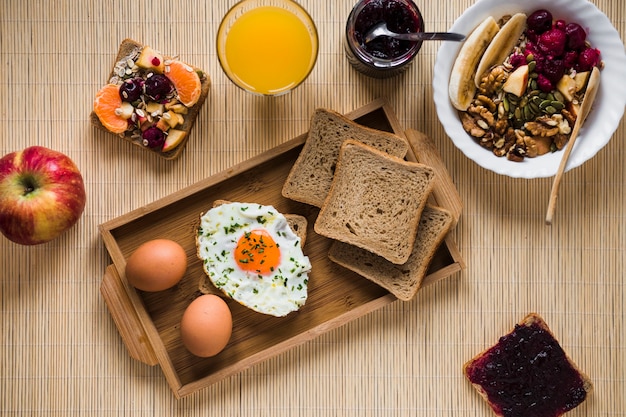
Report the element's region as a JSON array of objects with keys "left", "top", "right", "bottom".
[
  {"left": 165, "top": 60, "right": 202, "bottom": 107},
  {"left": 93, "top": 84, "right": 129, "bottom": 134}
]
